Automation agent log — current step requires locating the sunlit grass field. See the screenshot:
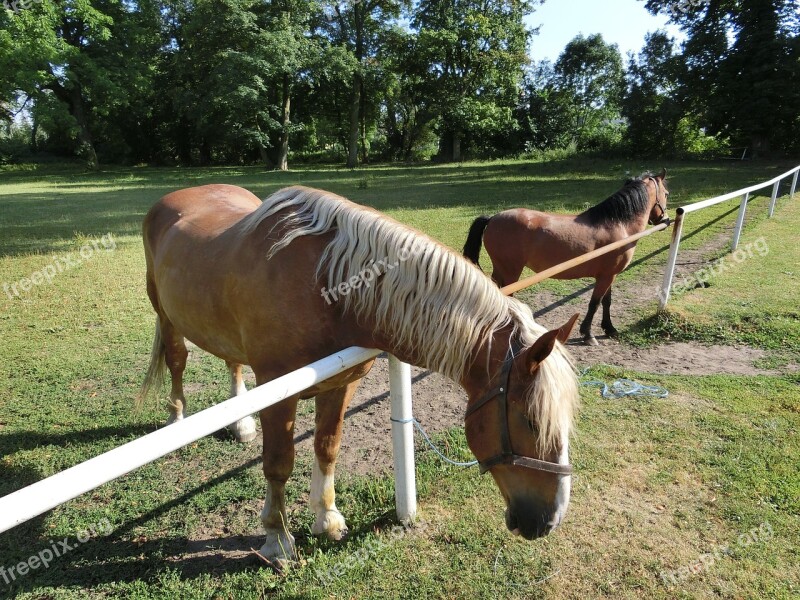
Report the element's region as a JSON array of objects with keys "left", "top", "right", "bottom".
[{"left": 0, "top": 158, "right": 797, "bottom": 598}]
